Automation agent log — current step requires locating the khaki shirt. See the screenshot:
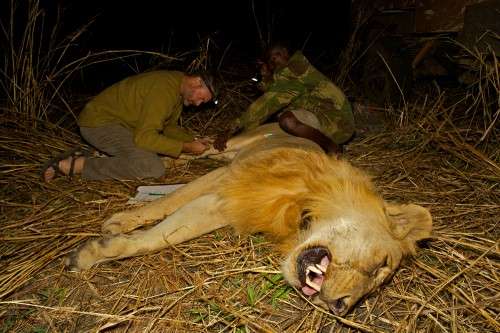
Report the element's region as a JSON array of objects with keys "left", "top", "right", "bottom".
[{"left": 79, "top": 70, "right": 194, "bottom": 157}]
